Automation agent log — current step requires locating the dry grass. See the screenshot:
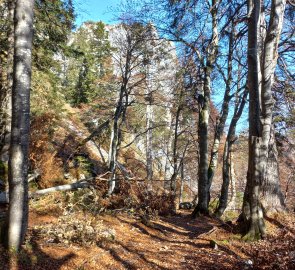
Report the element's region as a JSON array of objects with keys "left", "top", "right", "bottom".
[{"left": 1, "top": 200, "right": 295, "bottom": 270}]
